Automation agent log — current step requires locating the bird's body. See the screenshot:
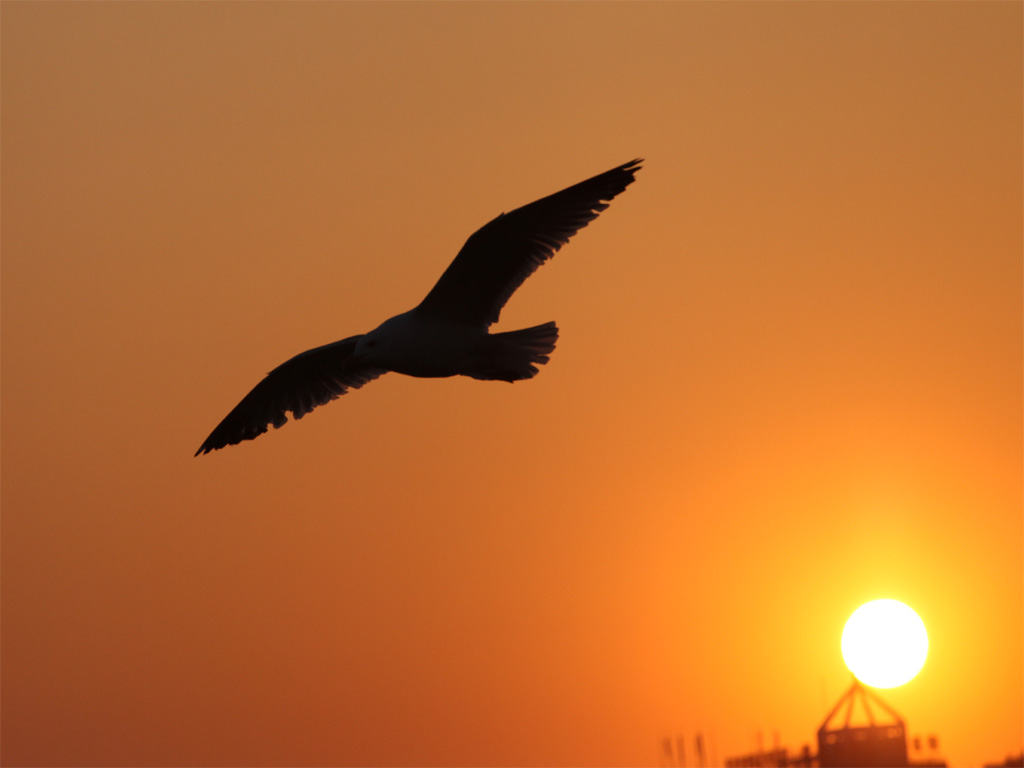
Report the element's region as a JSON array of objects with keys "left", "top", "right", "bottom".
[
  {"left": 196, "top": 159, "right": 641, "bottom": 455},
  {"left": 355, "top": 309, "right": 486, "bottom": 378},
  {"left": 356, "top": 309, "right": 558, "bottom": 381}
]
